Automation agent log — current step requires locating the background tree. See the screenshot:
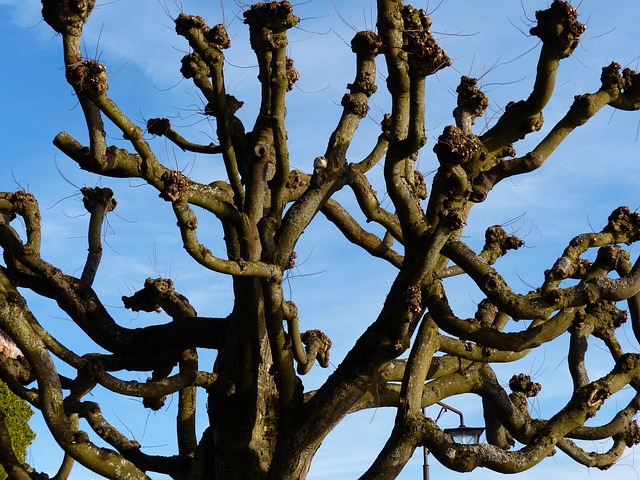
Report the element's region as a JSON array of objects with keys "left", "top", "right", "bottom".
[
  {"left": 0, "top": 335, "right": 35, "bottom": 480},
  {"left": 1, "top": 0, "right": 640, "bottom": 479}
]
